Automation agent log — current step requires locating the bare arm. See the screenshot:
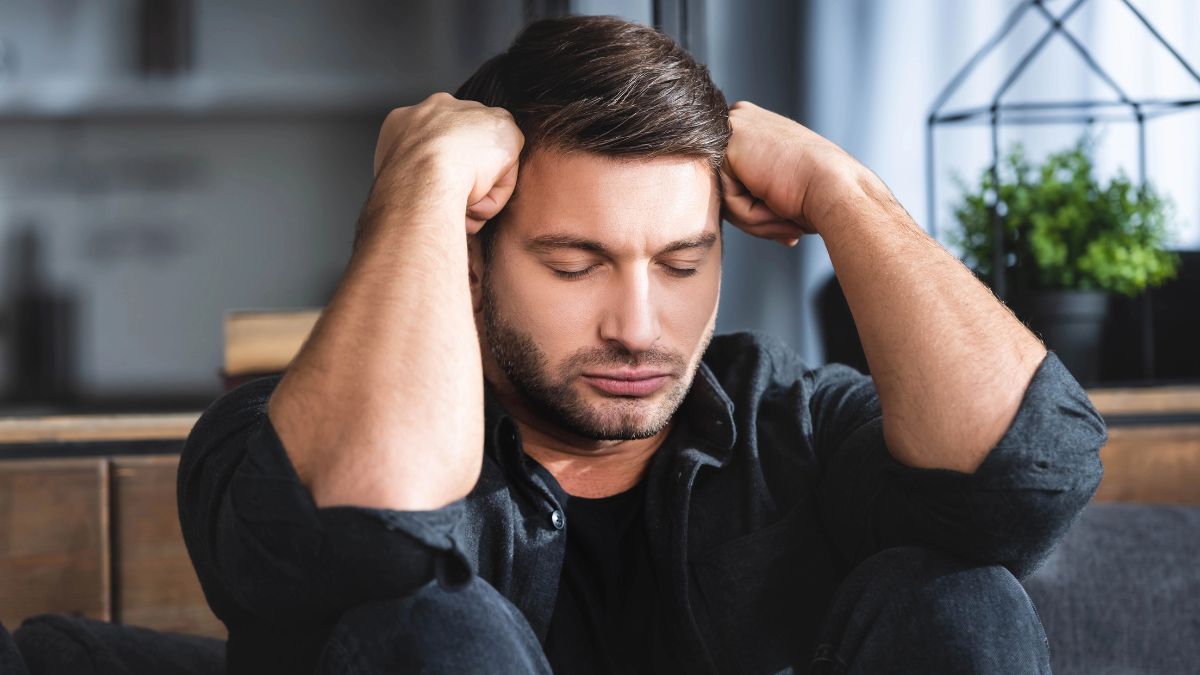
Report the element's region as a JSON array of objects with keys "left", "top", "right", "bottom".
[
  {"left": 720, "top": 101, "right": 1046, "bottom": 474},
  {"left": 813, "top": 172, "right": 1046, "bottom": 473},
  {"left": 267, "top": 93, "right": 523, "bottom": 511}
]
